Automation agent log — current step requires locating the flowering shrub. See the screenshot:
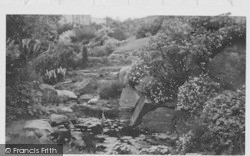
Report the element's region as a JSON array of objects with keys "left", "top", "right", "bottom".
[
  {"left": 139, "top": 145, "right": 171, "bottom": 154},
  {"left": 176, "top": 131, "right": 196, "bottom": 154},
  {"left": 201, "top": 86, "right": 245, "bottom": 154},
  {"left": 176, "top": 74, "right": 221, "bottom": 117},
  {"left": 127, "top": 60, "right": 150, "bottom": 87}
]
